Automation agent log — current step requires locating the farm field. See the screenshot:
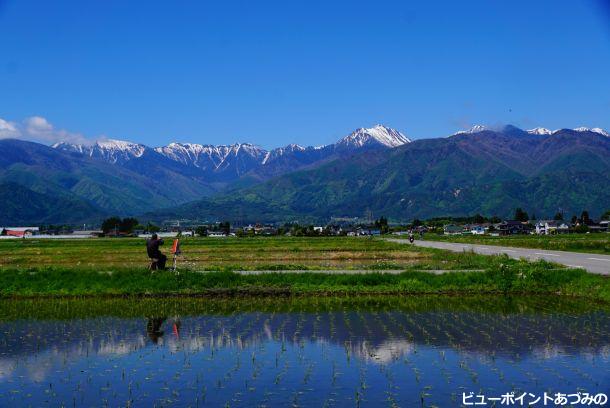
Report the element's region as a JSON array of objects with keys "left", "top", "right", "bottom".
[
  {"left": 1, "top": 238, "right": 608, "bottom": 403},
  {"left": 0, "top": 236, "right": 429, "bottom": 270},
  {"left": 423, "top": 232, "right": 610, "bottom": 254},
  {"left": 0, "top": 236, "right": 609, "bottom": 301},
  {"left": 0, "top": 295, "right": 608, "bottom": 407}
]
